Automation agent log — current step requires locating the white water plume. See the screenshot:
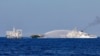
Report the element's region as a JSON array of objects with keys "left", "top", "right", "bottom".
[{"left": 44, "top": 30, "right": 70, "bottom": 38}]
